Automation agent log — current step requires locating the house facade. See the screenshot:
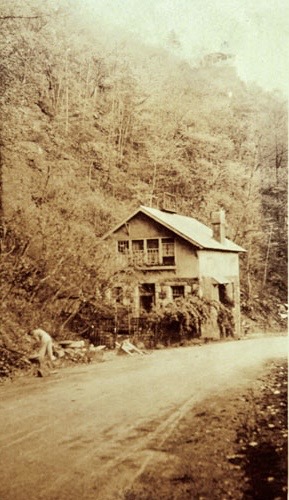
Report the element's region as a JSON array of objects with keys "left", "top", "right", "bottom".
[{"left": 101, "top": 205, "right": 245, "bottom": 338}]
